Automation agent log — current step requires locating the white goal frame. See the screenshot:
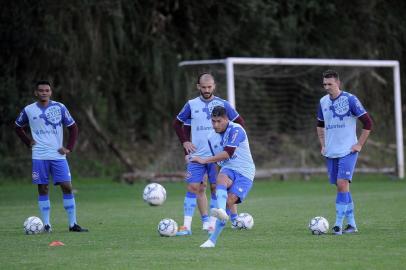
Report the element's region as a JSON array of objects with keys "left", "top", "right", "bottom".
[{"left": 179, "top": 57, "right": 404, "bottom": 178}]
